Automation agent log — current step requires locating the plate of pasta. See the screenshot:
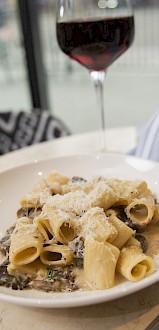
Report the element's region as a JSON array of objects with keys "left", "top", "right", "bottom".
[{"left": 0, "top": 153, "right": 159, "bottom": 308}]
